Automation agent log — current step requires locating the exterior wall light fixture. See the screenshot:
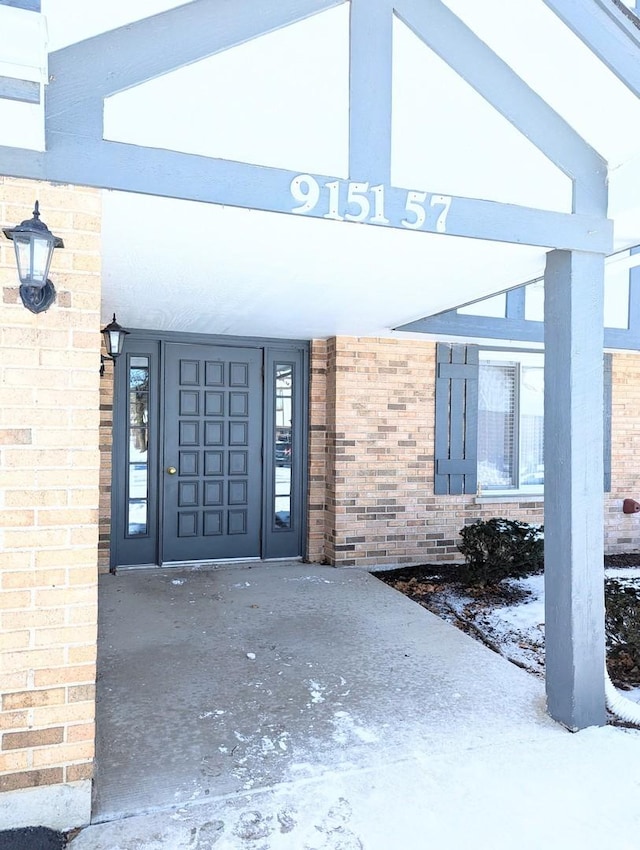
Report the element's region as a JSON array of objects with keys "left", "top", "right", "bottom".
[
  {"left": 2, "top": 201, "right": 64, "bottom": 314},
  {"left": 100, "top": 314, "right": 129, "bottom": 376}
]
